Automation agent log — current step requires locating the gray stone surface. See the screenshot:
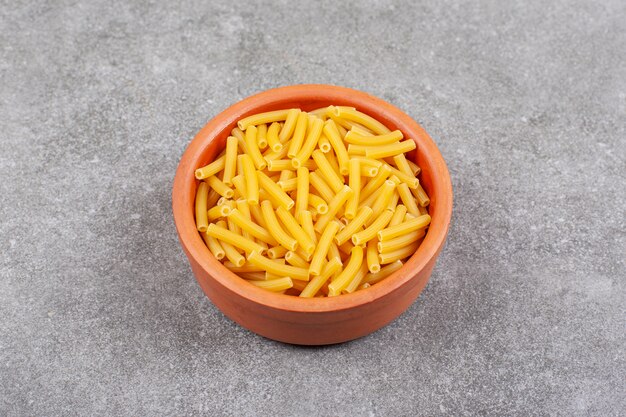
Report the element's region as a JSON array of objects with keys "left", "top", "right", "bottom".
[{"left": 1, "top": 0, "right": 624, "bottom": 415}]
